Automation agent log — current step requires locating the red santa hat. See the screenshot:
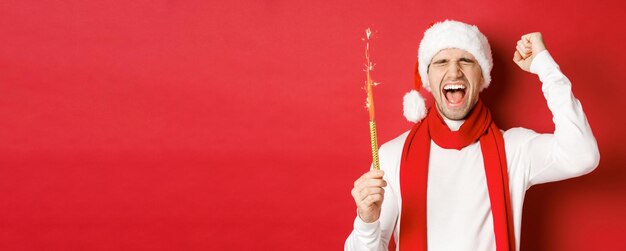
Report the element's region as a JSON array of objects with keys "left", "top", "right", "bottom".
[{"left": 403, "top": 20, "right": 493, "bottom": 123}]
